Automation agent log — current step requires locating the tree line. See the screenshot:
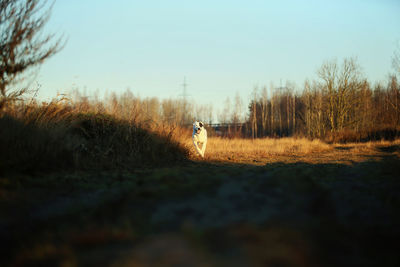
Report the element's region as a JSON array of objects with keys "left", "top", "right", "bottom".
[
  {"left": 4, "top": 57, "right": 400, "bottom": 142},
  {"left": 243, "top": 58, "right": 400, "bottom": 141},
  {"left": 63, "top": 56, "right": 400, "bottom": 142}
]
